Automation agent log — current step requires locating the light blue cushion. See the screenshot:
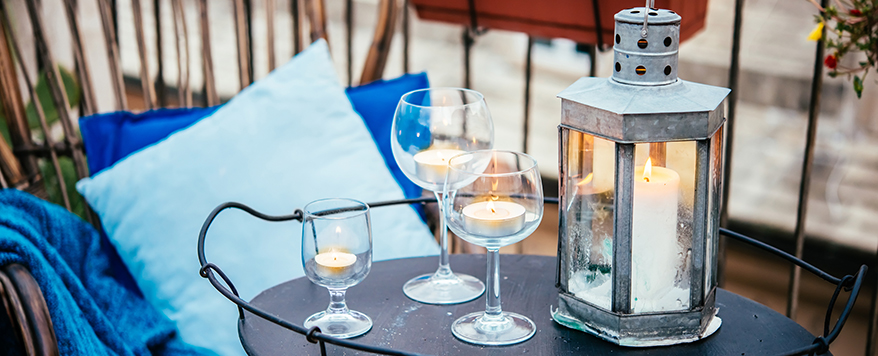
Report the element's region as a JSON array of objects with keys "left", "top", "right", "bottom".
[{"left": 76, "top": 40, "right": 438, "bottom": 356}]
